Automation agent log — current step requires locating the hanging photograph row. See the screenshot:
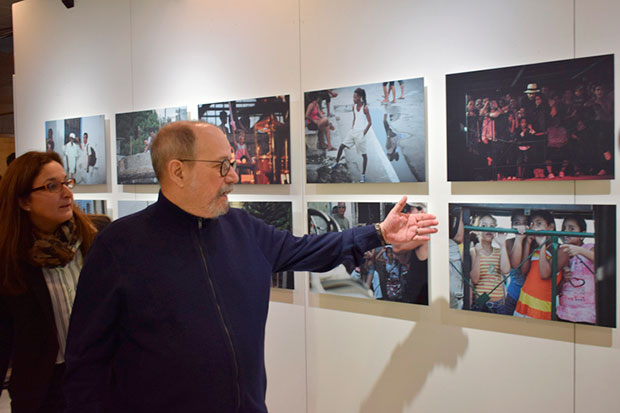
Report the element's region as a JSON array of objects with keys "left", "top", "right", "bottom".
[
  {"left": 47, "top": 53, "right": 614, "bottom": 186},
  {"left": 76, "top": 197, "right": 616, "bottom": 327}
]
